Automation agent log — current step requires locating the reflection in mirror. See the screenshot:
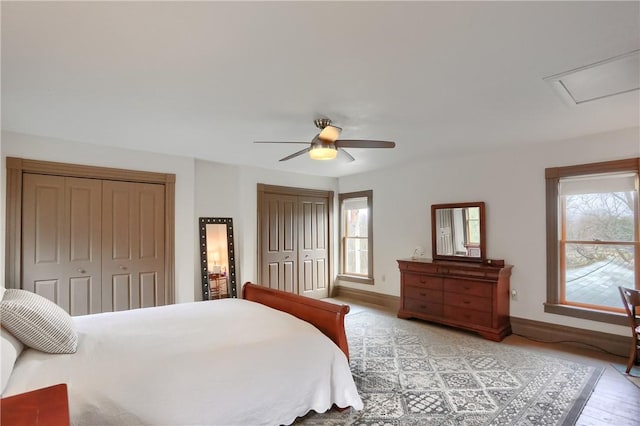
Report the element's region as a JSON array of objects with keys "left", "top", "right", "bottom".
[
  {"left": 431, "top": 202, "right": 485, "bottom": 262},
  {"left": 199, "top": 217, "right": 237, "bottom": 300}
]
